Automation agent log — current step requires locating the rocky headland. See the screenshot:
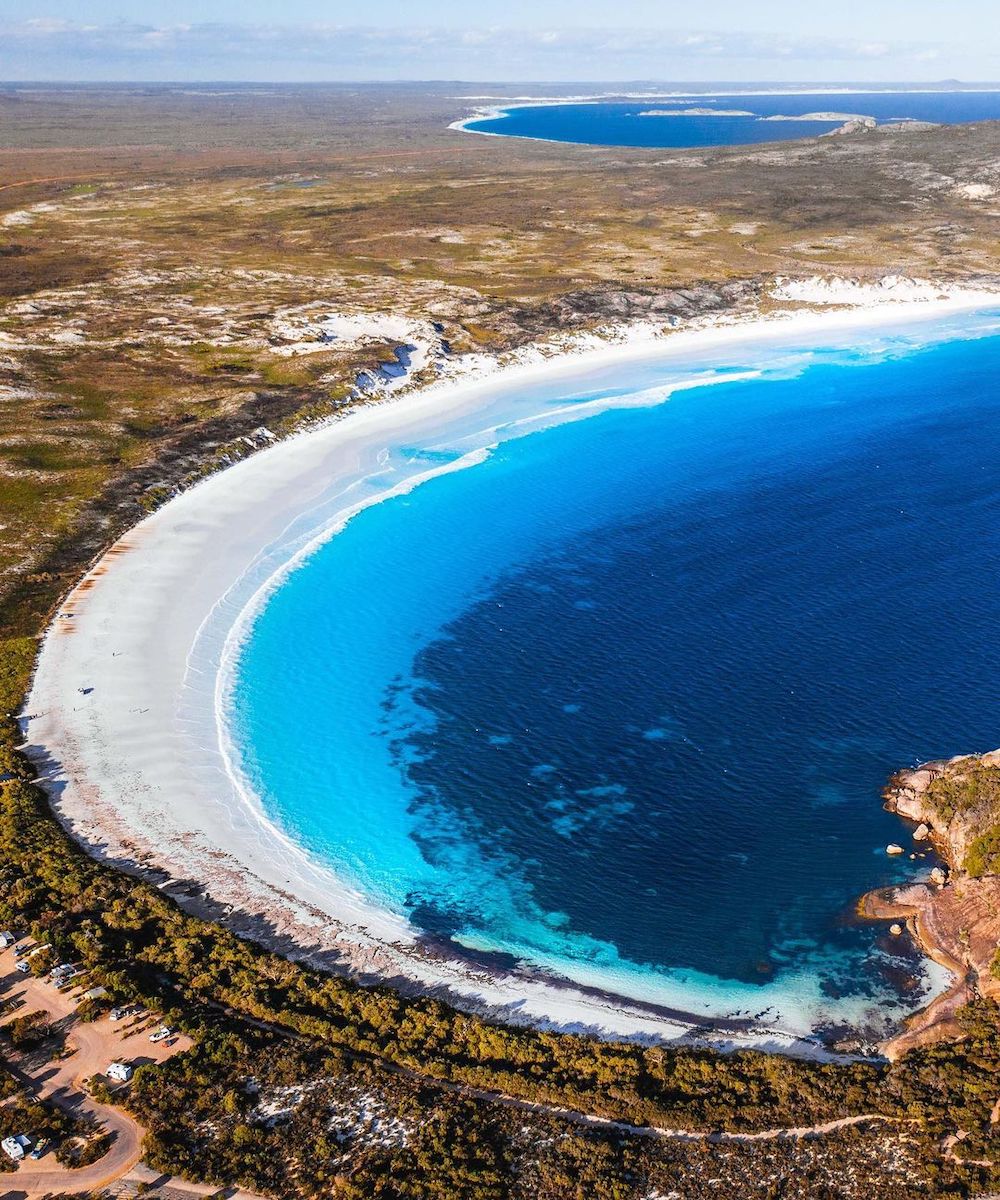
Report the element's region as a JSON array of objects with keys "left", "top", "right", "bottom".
[{"left": 862, "top": 752, "right": 1000, "bottom": 1058}]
